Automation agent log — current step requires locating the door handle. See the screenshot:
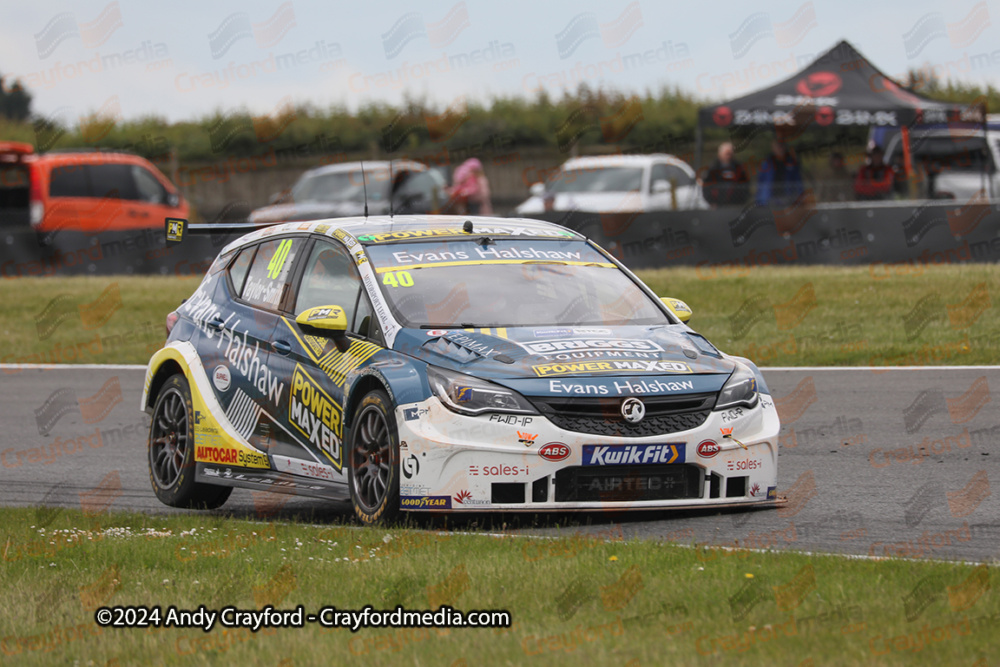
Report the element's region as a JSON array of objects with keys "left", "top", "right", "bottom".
[
  {"left": 272, "top": 340, "right": 292, "bottom": 355},
  {"left": 207, "top": 317, "right": 225, "bottom": 331}
]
